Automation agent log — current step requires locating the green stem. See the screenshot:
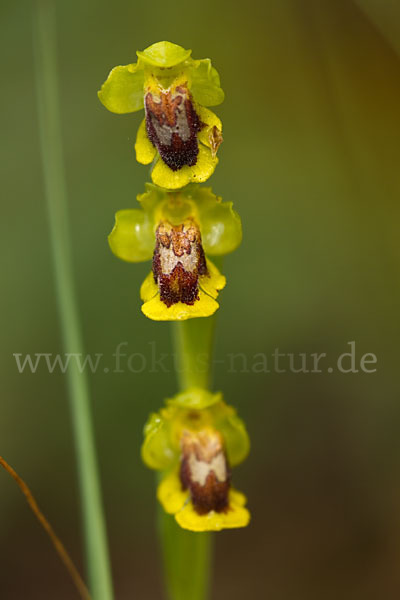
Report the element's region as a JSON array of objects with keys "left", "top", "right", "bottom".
[
  {"left": 173, "top": 317, "right": 216, "bottom": 390},
  {"left": 32, "top": 3, "right": 114, "bottom": 599},
  {"left": 157, "top": 496, "right": 212, "bottom": 600},
  {"left": 158, "top": 314, "right": 218, "bottom": 600}
]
